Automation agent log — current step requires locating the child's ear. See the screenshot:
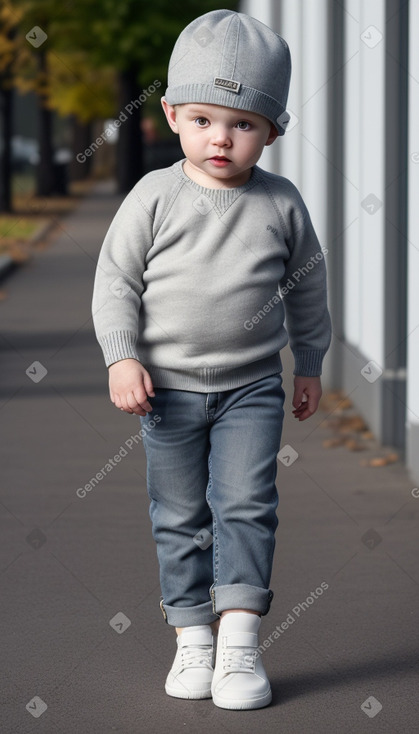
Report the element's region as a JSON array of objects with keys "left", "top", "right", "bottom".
[
  {"left": 265, "top": 123, "right": 279, "bottom": 146},
  {"left": 161, "top": 98, "right": 179, "bottom": 134}
]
